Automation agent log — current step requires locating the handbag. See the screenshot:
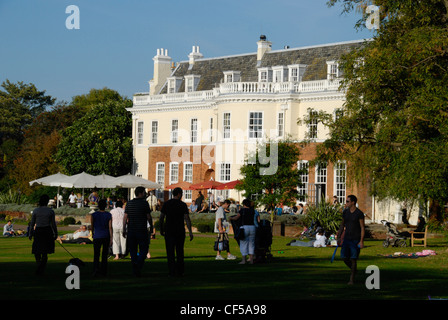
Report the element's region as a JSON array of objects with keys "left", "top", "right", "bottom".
[
  {"left": 234, "top": 208, "right": 246, "bottom": 241},
  {"left": 235, "top": 226, "right": 245, "bottom": 241},
  {"left": 214, "top": 233, "right": 229, "bottom": 251}
]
